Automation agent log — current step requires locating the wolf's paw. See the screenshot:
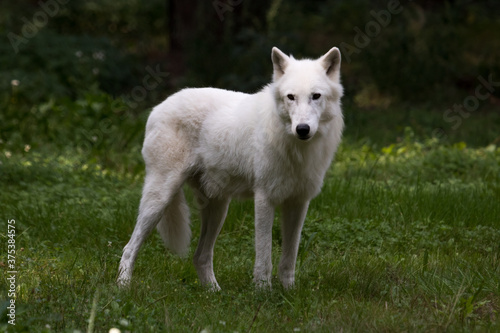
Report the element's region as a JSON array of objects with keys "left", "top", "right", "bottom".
[
  {"left": 116, "top": 276, "right": 131, "bottom": 288},
  {"left": 116, "top": 267, "right": 132, "bottom": 288},
  {"left": 279, "top": 273, "right": 295, "bottom": 289},
  {"left": 254, "top": 278, "right": 272, "bottom": 290},
  {"left": 280, "top": 278, "right": 295, "bottom": 290},
  {"left": 201, "top": 280, "right": 221, "bottom": 292},
  {"left": 208, "top": 282, "right": 221, "bottom": 292}
]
